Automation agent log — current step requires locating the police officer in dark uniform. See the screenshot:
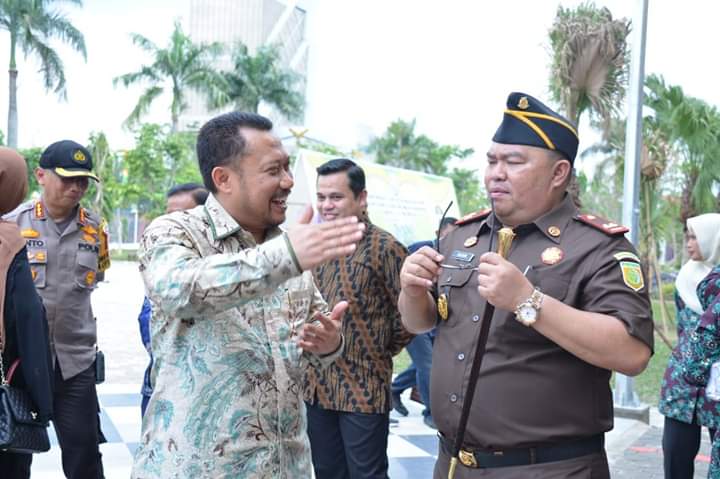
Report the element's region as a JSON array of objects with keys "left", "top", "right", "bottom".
[
  {"left": 398, "top": 93, "right": 653, "bottom": 478},
  {"left": 5, "top": 140, "right": 110, "bottom": 478}
]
